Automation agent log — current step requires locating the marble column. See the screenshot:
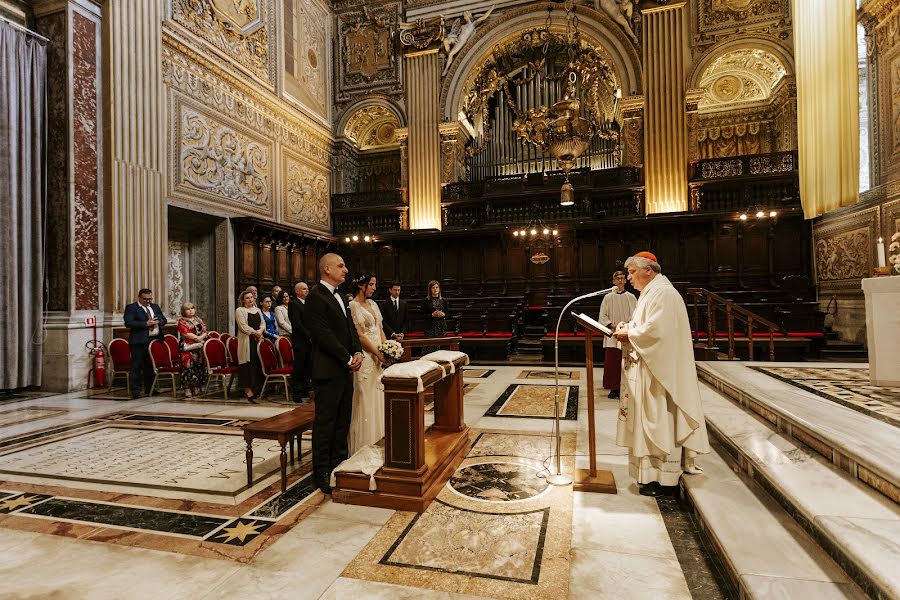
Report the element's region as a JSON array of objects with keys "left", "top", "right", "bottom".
[
  {"left": 438, "top": 121, "right": 470, "bottom": 185},
  {"left": 33, "top": 0, "right": 103, "bottom": 392},
  {"left": 405, "top": 49, "right": 442, "bottom": 230},
  {"left": 102, "top": 0, "right": 167, "bottom": 314},
  {"left": 642, "top": 3, "right": 688, "bottom": 214}
]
